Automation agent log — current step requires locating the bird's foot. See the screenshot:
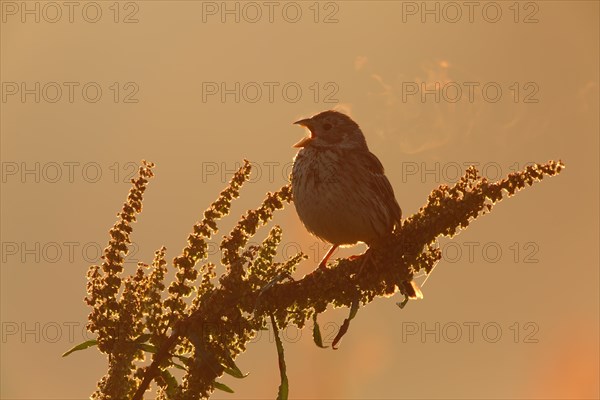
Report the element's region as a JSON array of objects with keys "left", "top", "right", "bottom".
[
  {"left": 351, "top": 250, "right": 371, "bottom": 276},
  {"left": 348, "top": 253, "right": 365, "bottom": 261}
]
